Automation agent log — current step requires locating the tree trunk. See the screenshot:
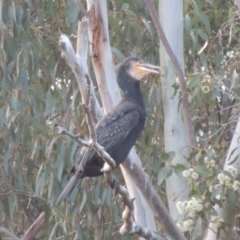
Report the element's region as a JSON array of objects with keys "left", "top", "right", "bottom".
[
  {"left": 159, "top": 0, "right": 189, "bottom": 221},
  {"left": 86, "top": 0, "right": 156, "bottom": 231},
  {"left": 205, "top": 114, "right": 240, "bottom": 240}
]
